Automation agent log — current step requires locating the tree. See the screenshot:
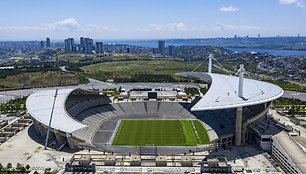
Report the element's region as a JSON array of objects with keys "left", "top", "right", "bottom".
[
  {"left": 16, "top": 163, "right": 23, "bottom": 170},
  {"left": 20, "top": 167, "right": 26, "bottom": 173},
  {"left": 7, "top": 163, "right": 12, "bottom": 170},
  {"left": 289, "top": 105, "right": 296, "bottom": 117},
  {"left": 51, "top": 170, "right": 59, "bottom": 174},
  {"left": 25, "top": 164, "right": 30, "bottom": 170},
  {"left": 0, "top": 163, "right": 3, "bottom": 171},
  {"left": 34, "top": 171, "right": 39, "bottom": 174}
]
